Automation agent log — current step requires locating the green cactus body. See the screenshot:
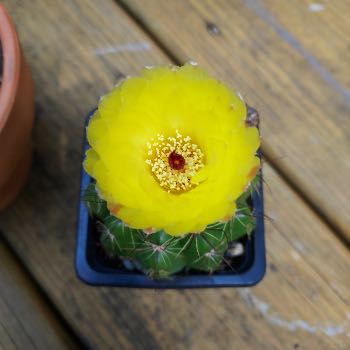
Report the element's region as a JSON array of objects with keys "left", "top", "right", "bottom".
[{"left": 83, "top": 174, "right": 259, "bottom": 279}]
